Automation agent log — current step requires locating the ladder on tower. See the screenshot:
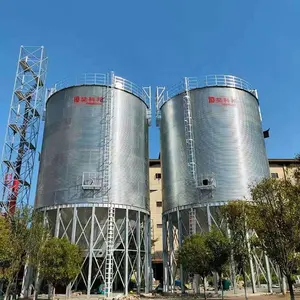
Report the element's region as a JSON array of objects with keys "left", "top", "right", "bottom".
[
  {"left": 105, "top": 206, "right": 115, "bottom": 297},
  {"left": 189, "top": 208, "right": 196, "bottom": 235},
  {"left": 183, "top": 77, "right": 198, "bottom": 186},
  {"left": 102, "top": 73, "right": 114, "bottom": 201}
]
